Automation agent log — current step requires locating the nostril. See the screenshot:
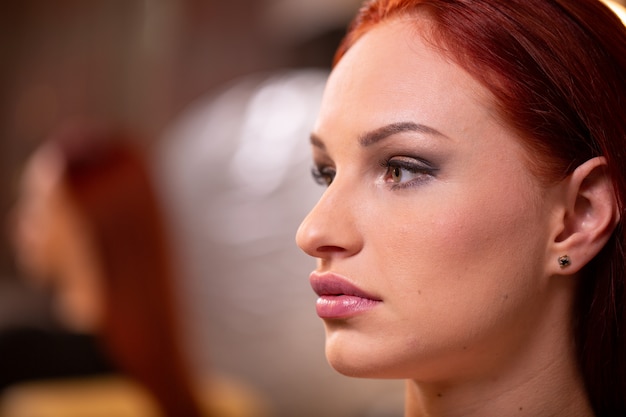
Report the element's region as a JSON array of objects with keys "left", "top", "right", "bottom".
[{"left": 316, "top": 245, "right": 347, "bottom": 253}]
